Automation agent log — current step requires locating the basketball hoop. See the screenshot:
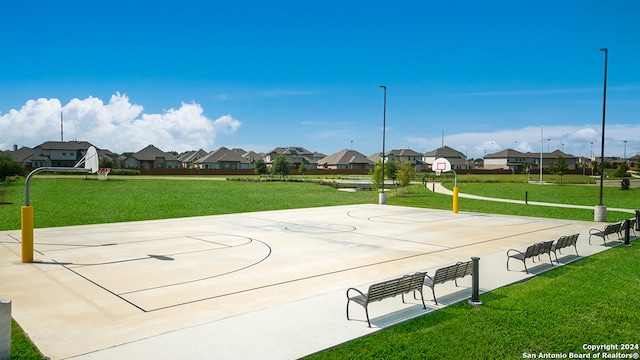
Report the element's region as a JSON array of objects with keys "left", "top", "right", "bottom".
[
  {"left": 97, "top": 168, "right": 111, "bottom": 181},
  {"left": 432, "top": 158, "right": 451, "bottom": 176}
]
